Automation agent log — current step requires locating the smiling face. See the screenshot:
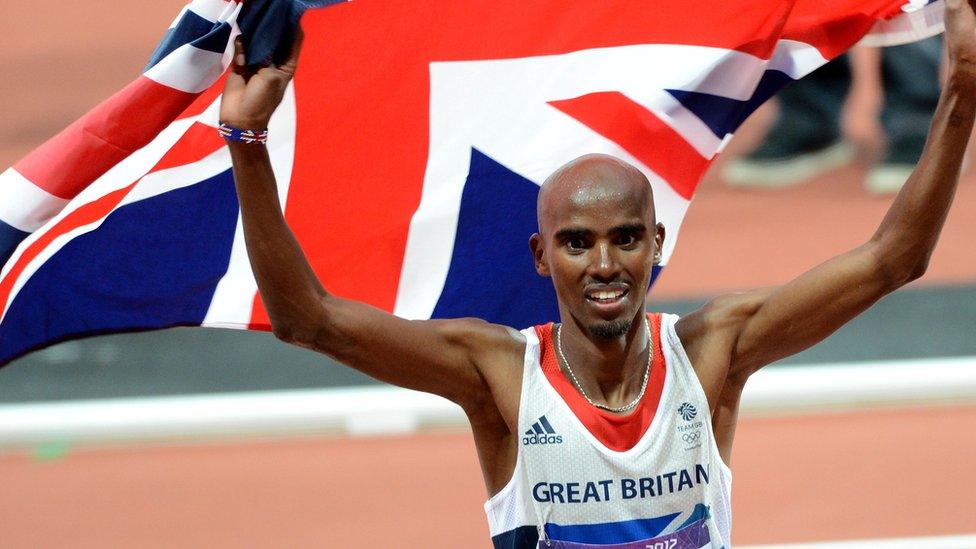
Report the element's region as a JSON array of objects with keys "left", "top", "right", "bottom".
[{"left": 530, "top": 154, "right": 664, "bottom": 340}]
